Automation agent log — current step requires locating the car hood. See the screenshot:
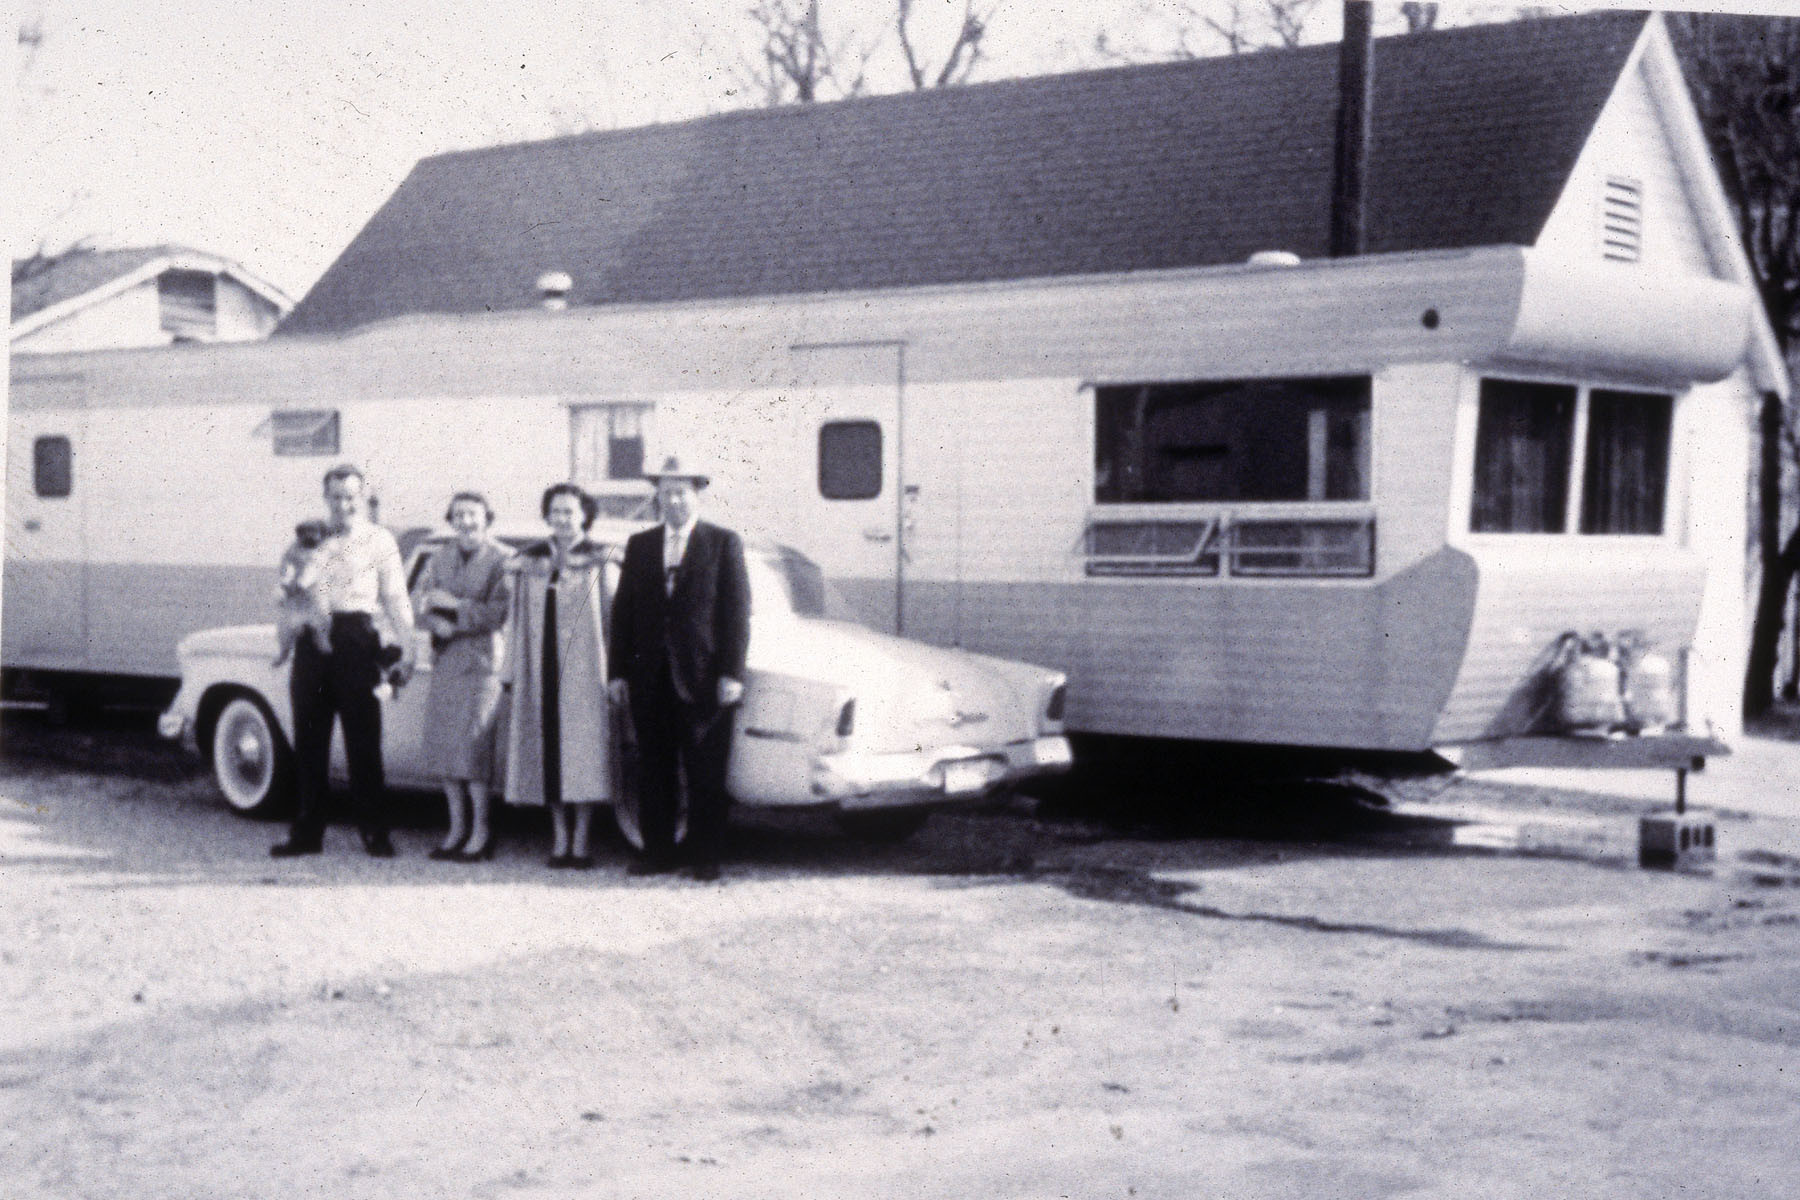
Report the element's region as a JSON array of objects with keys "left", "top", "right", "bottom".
[
  {"left": 178, "top": 624, "right": 278, "bottom": 661},
  {"left": 750, "top": 618, "right": 1053, "bottom": 751}
]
